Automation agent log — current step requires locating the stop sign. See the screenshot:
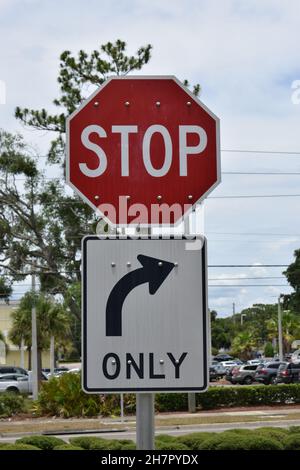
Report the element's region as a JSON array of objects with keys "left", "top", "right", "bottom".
[{"left": 66, "top": 76, "right": 220, "bottom": 225}]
